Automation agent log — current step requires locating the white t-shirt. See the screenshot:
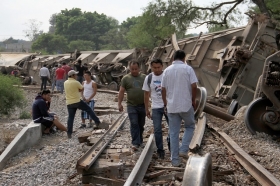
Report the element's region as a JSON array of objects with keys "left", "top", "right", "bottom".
[
  {"left": 161, "top": 60, "right": 198, "bottom": 113},
  {"left": 142, "top": 72, "right": 164, "bottom": 109}
]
